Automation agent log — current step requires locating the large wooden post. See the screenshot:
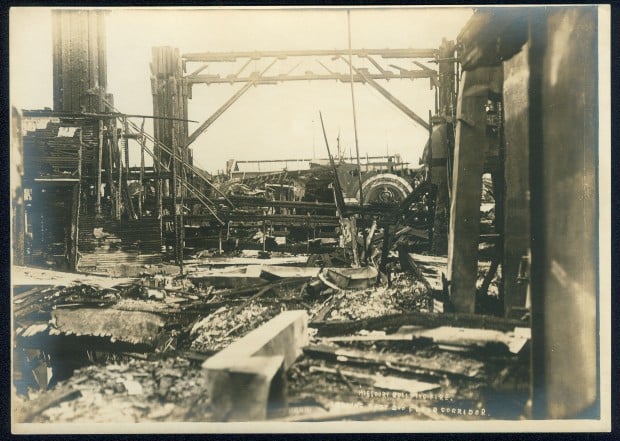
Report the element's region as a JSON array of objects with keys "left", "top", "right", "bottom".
[
  {"left": 428, "top": 122, "right": 450, "bottom": 255},
  {"left": 528, "top": 6, "right": 598, "bottom": 419},
  {"left": 446, "top": 66, "right": 502, "bottom": 313},
  {"left": 502, "top": 46, "right": 530, "bottom": 316}
]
